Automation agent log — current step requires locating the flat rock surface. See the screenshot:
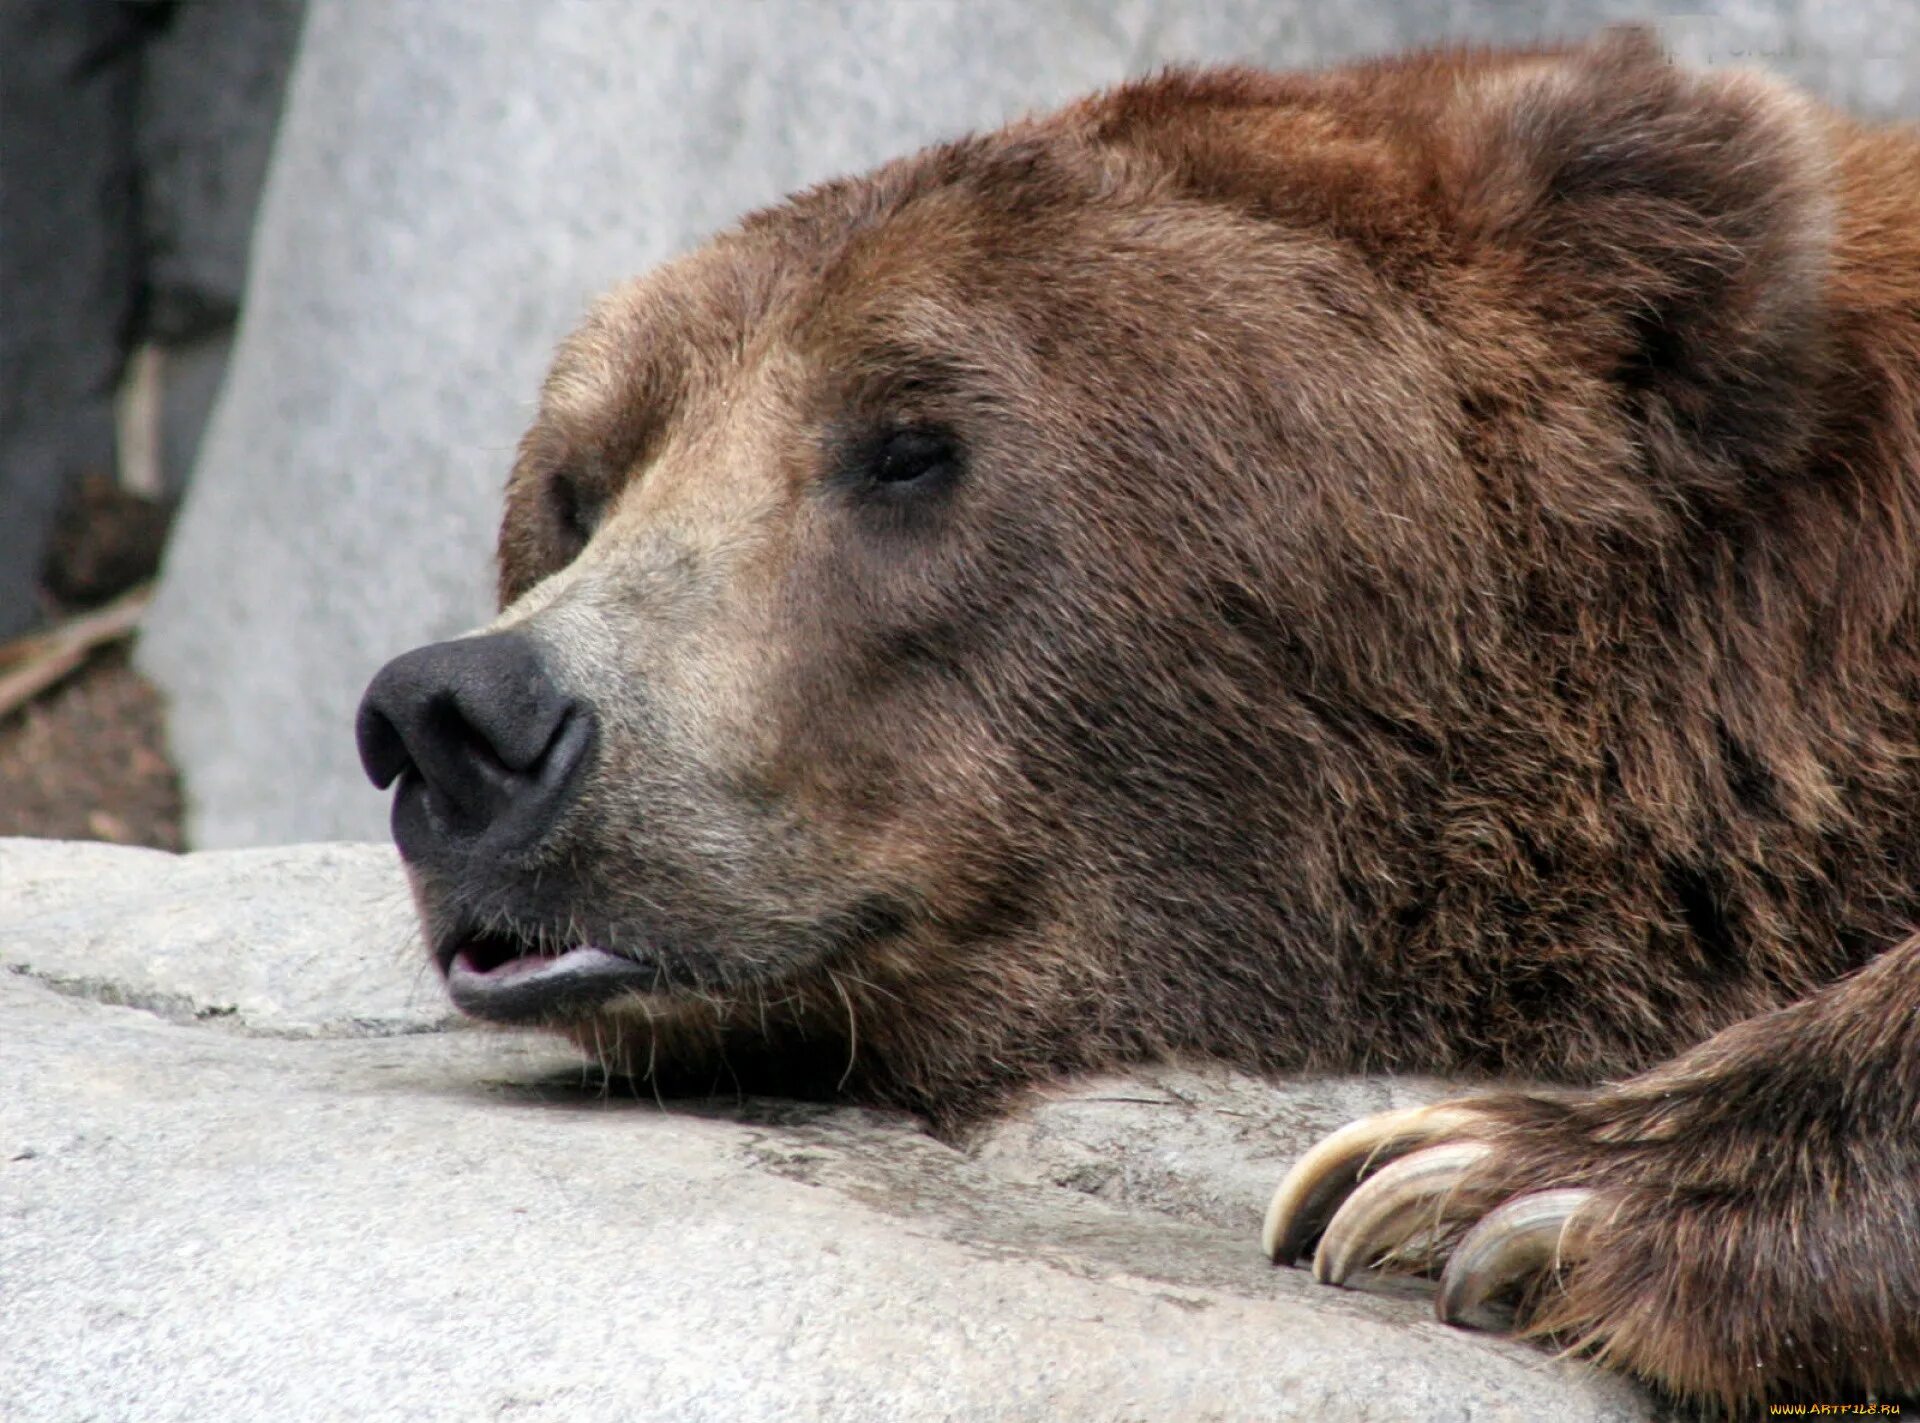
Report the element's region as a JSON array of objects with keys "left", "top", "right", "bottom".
[
  {"left": 2, "top": 838, "right": 443, "bottom": 1035},
  {"left": 0, "top": 839, "right": 1668, "bottom": 1421}
]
